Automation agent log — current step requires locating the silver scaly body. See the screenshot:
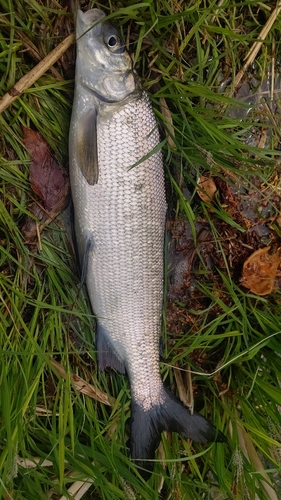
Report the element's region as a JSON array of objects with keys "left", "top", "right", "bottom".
[
  {"left": 70, "top": 89, "right": 167, "bottom": 409},
  {"left": 69, "top": 9, "right": 224, "bottom": 476}
]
